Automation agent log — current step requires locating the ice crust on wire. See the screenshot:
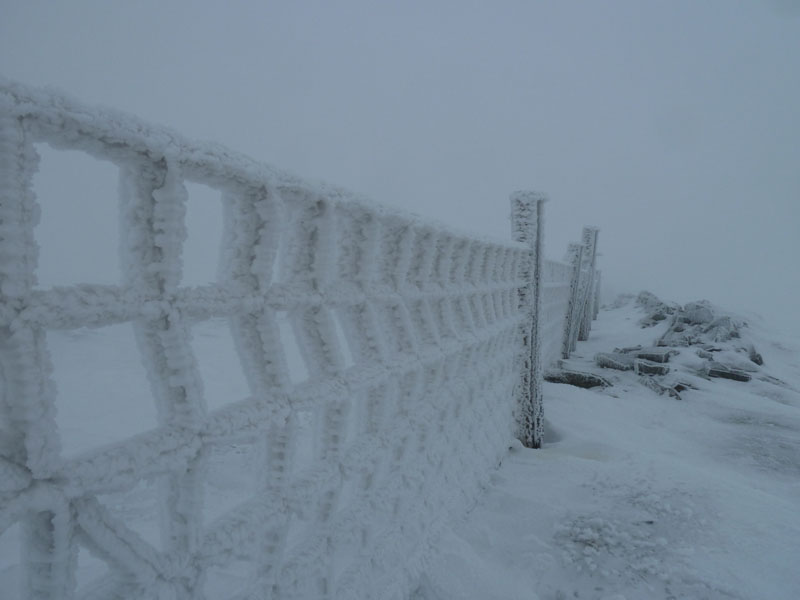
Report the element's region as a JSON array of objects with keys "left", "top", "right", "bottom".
[{"left": 0, "top": 79, "right": 589, "bottom": 599}]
